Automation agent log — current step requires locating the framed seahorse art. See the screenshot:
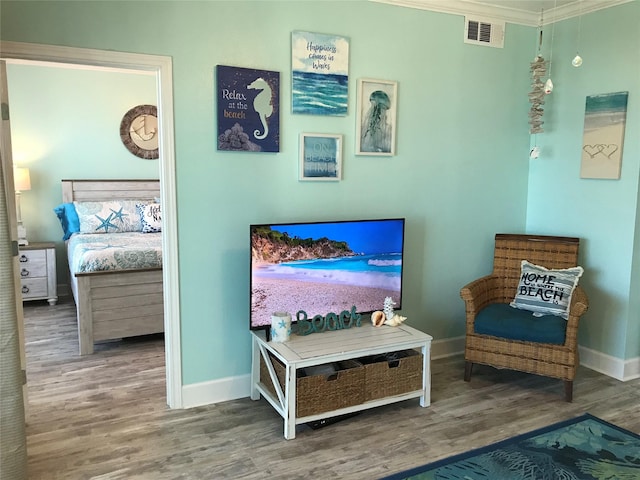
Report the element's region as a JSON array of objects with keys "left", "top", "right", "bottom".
[{"left": 216, "top": 65, "right": 280, "bottom": 153}]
